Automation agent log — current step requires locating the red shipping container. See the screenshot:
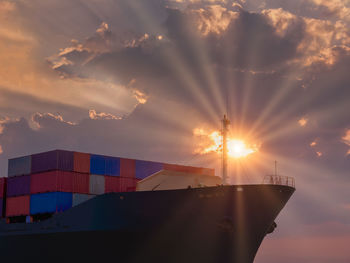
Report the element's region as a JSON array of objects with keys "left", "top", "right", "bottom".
[
  {"left": 73, "top": 173, "right": 89, "bottom": 194},
  {"left": 105, "top": 177, "right": 138, "bottom": 193},
  {"left": 31, "top": 171, "right": 73, "bottom": 194},
  {"left": 120, "top": 177, "right": 138, "bottom": 192},
  {"left": 31, "top": 171, "right": 89, "bottom": 194},
  {"left": 0, "top": 177, "right": 6, "bottom": 198},
  {"left": 105, "top": 176, "right": 120, "bottom": 193},
  {"left": 74, "top": 152, "right": 90, "bottom": 174},
  {"left": 120, "top": 158, "right": 135, "bottom": 178},
  {"left": 6, "top": 195, "right": 30, "bottom": 217}
]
